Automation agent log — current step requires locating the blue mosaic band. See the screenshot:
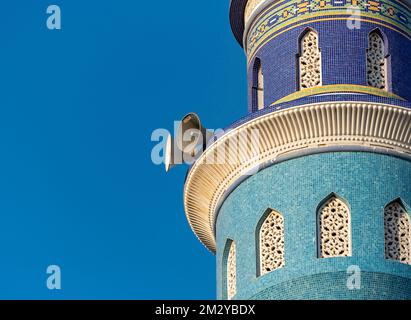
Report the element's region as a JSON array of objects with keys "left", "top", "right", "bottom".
[{"left": 246, "top": 0, "right": 411, "bottom": 61}]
